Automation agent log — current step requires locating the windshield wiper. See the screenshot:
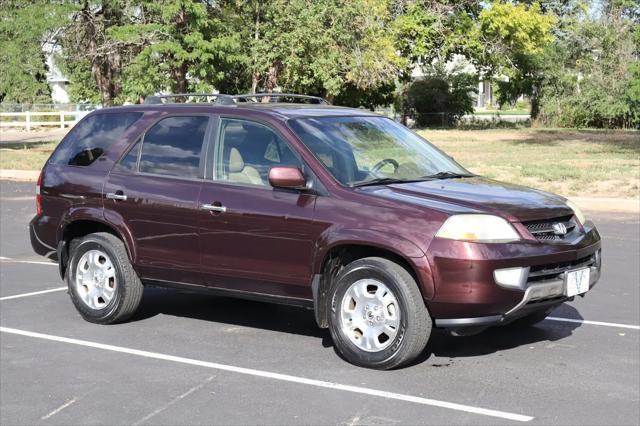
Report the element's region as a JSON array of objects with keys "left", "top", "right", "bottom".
[
  {"left": 352, "top": 172, "right": 474, "bottom": 187},
  {"left": 351, "top": 177, "right": 417, "bottom": 188},
  {"left": 420, "top": 171, "right": 474, "bottom": 180}
]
